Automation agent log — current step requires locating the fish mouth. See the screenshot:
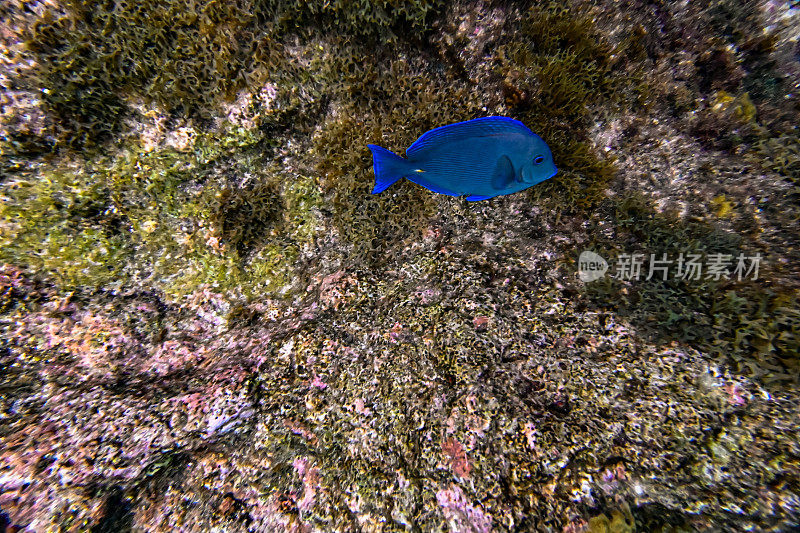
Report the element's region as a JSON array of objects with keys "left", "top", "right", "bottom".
[{"left": 521, "top": 166, "right": 558, "bottom": 184}]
